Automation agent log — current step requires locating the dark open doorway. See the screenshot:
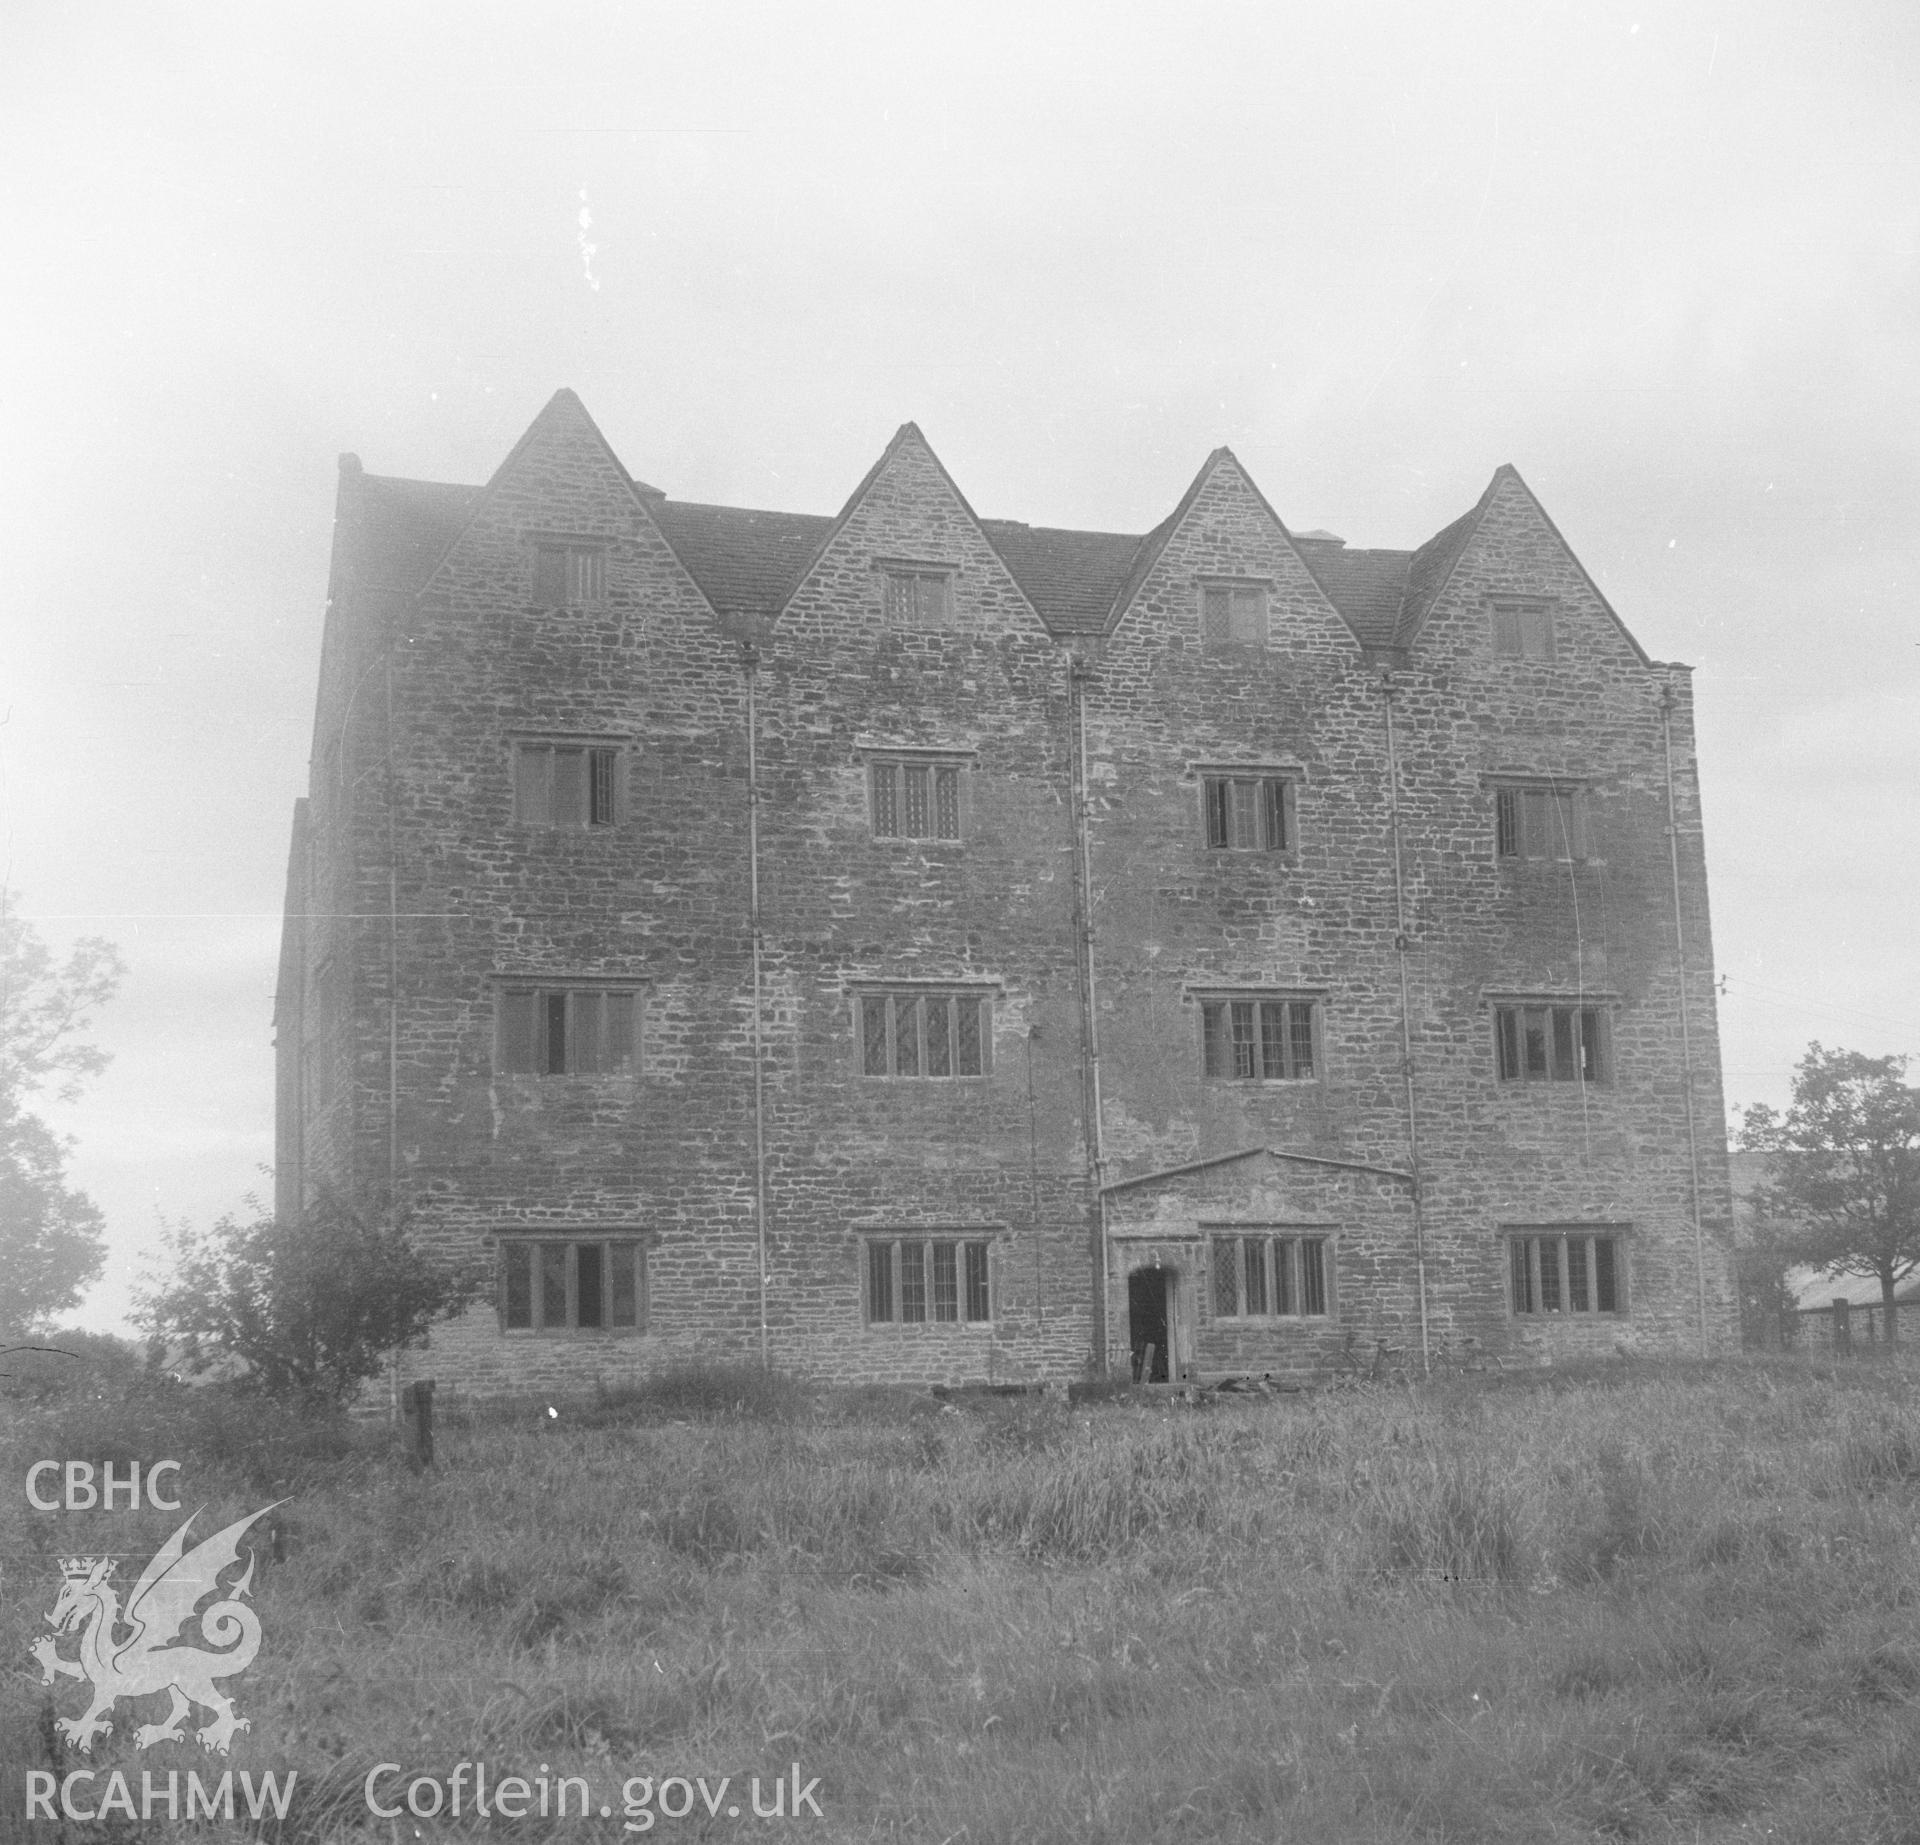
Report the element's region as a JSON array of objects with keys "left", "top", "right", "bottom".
[{"left": 1128, "top": 1266, "right": 1172, "bottom": 1381}]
